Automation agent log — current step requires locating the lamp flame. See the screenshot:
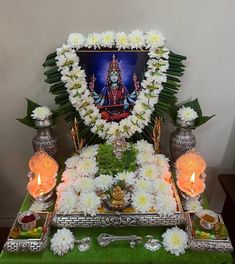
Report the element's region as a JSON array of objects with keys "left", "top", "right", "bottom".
[
  {"left": 190, "top": 172, "right": 195, "bottom": 184},
  {"left": 37, "top": 174, "right": 41, "bottom": 186}
]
